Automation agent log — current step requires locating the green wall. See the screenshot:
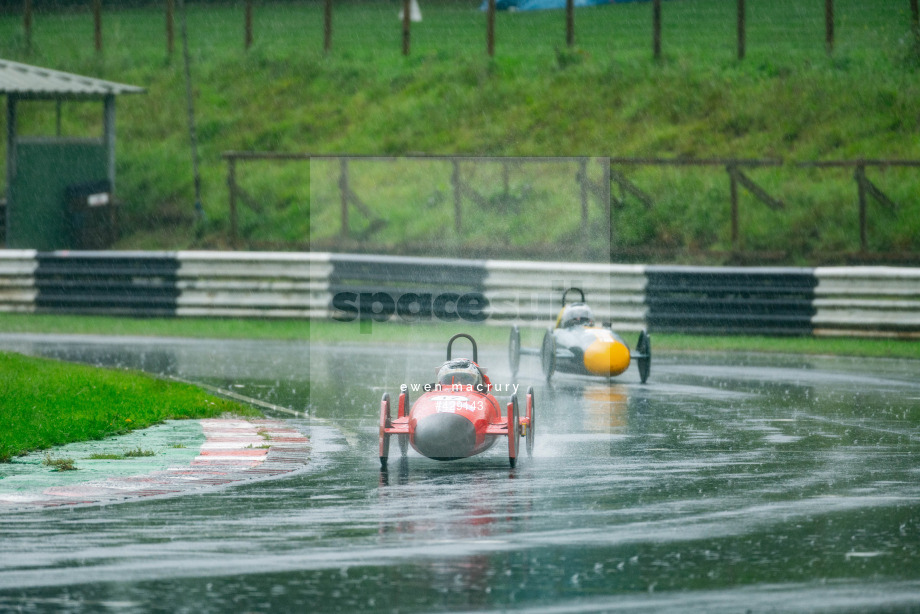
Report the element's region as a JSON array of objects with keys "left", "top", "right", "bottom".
[{"left": 8, "top": 140, "right": 107, "bottom": 250}]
